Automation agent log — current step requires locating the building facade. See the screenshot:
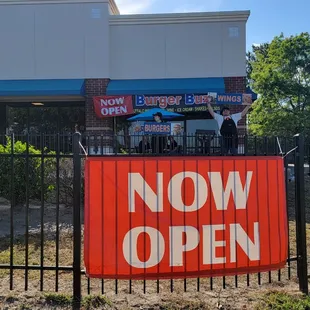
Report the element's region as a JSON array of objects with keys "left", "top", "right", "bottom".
[{"left": 0, "top": 0, "right": 253, "bottom": 149}]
